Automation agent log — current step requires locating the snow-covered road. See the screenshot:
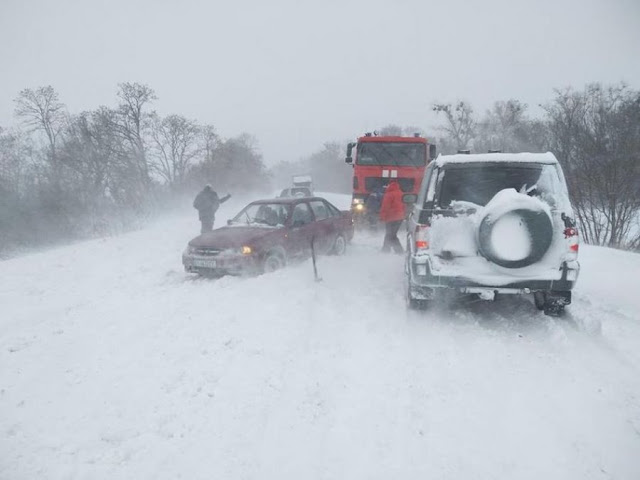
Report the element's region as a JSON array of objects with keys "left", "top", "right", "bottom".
[{"left": 1, "top": 194, "right": 639, "bottom": 479}]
